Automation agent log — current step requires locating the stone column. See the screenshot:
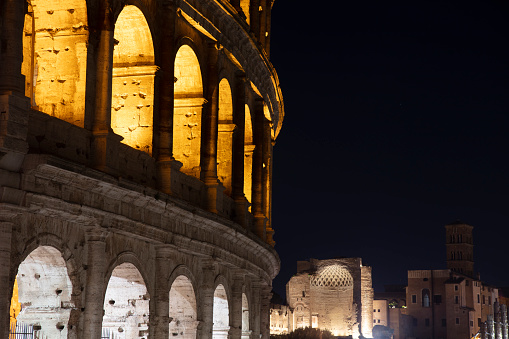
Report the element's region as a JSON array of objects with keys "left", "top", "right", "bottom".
[
  {"left": 259, "top": 286, "right": 271, "bottom": 339},
  {"left": 251, "top": 98, "right": 266, "bottom": 239},
  {"left": 0, "top": 222, "right": 13, "bottom": 338},
  {"left": 198, "top": 259, "right": 216, "bottom": 339},
  {"left": 232, "top": 71, "right": 248, "bottom": 227},
  {"left": 82, "top": 229, "right": 108, "bottom": 338},
  {"left": 250, "top": 284, "right": 261, "bottom": 339},
  {"left": 201, "top": 43, "right": 221, "bottom": 213},
  {"left": 501, "top": 304, "right": 508, "bottom": 339},
  {"left": 229, "top": 274, "right": 244, "bottom": 339},
  {"left": 90, "top": 1, "right": 122, "bottom": 174},
  {"left": 156, "top": 0, "right": 179, "bottom": 194},
  {"left": 249, "top": 0, "right": 260, "bottom": 42},
  {"left": 151, "top": 245, "right": 175, "bottom": 338},
  {"left": 261, "top": 117, "right": 273, "bottom": 245},
  {"left": 0, "top": 0, "right": 25, "bottom": 94}
]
